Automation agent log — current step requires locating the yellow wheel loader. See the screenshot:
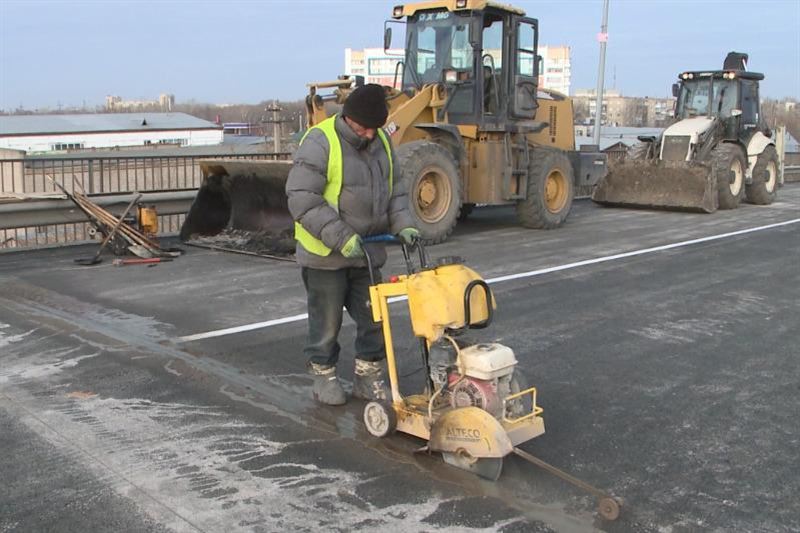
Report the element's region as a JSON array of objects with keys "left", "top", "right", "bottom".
[
  {"left": 180, "top": 0, "right": 607, "bottom": 253},
  {"left": 592, "top": 52, "right": 783, "bottom": 212}
]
